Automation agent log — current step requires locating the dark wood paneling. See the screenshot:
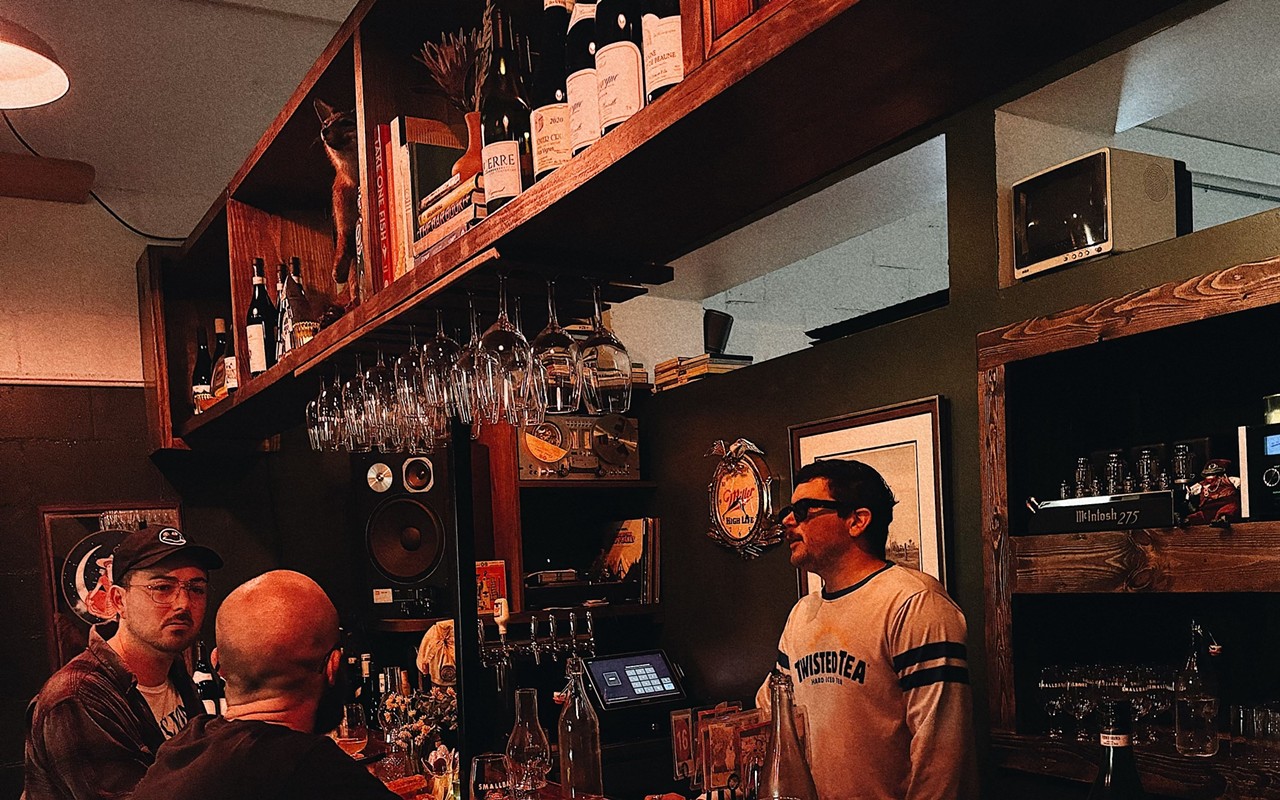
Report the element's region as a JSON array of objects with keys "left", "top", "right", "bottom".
[
  {"left": 980, "top": 365, "right": 1015, "bottom": 732},
  {"left": 1013, "top": 525, "right": 1280, "bottom": 594}
]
